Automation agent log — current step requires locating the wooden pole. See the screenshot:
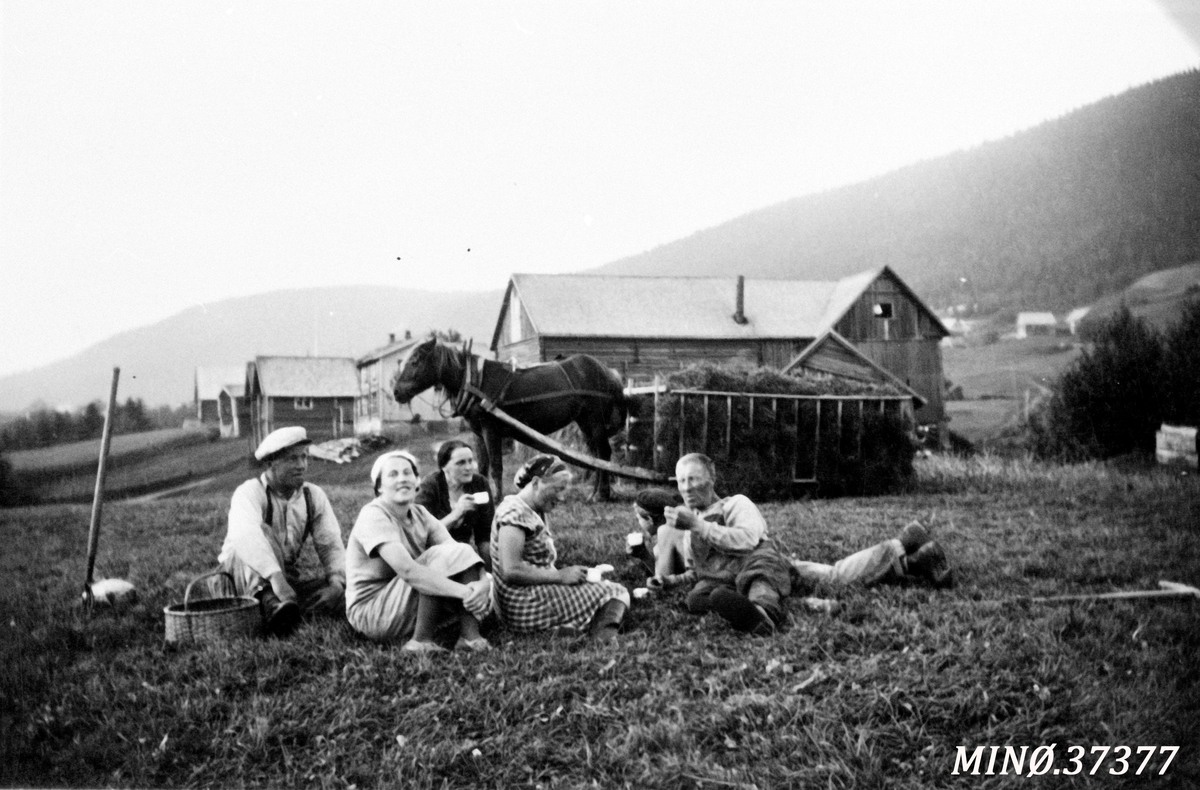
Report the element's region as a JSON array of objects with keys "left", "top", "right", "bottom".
[{"left": 83, "top": 367, "right": 120, "bottom": 609}]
